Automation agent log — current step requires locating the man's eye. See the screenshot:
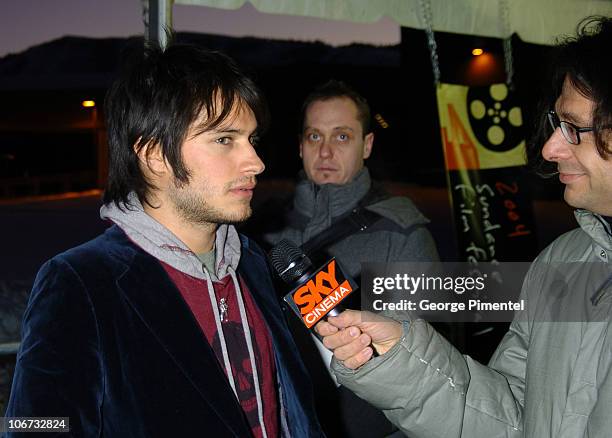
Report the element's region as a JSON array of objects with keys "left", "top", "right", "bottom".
[
  {"left": 215, "top": 137, "right": 232, "bottom": 145},
  {"left": 337, "top": 133, "right": 349, "bottom": 141},
  {"left": 307, "top": 133, "right": 320, "bottom": 142},
  {"left": 249, "top": 135, "right": 260, "bottom": 147}
]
